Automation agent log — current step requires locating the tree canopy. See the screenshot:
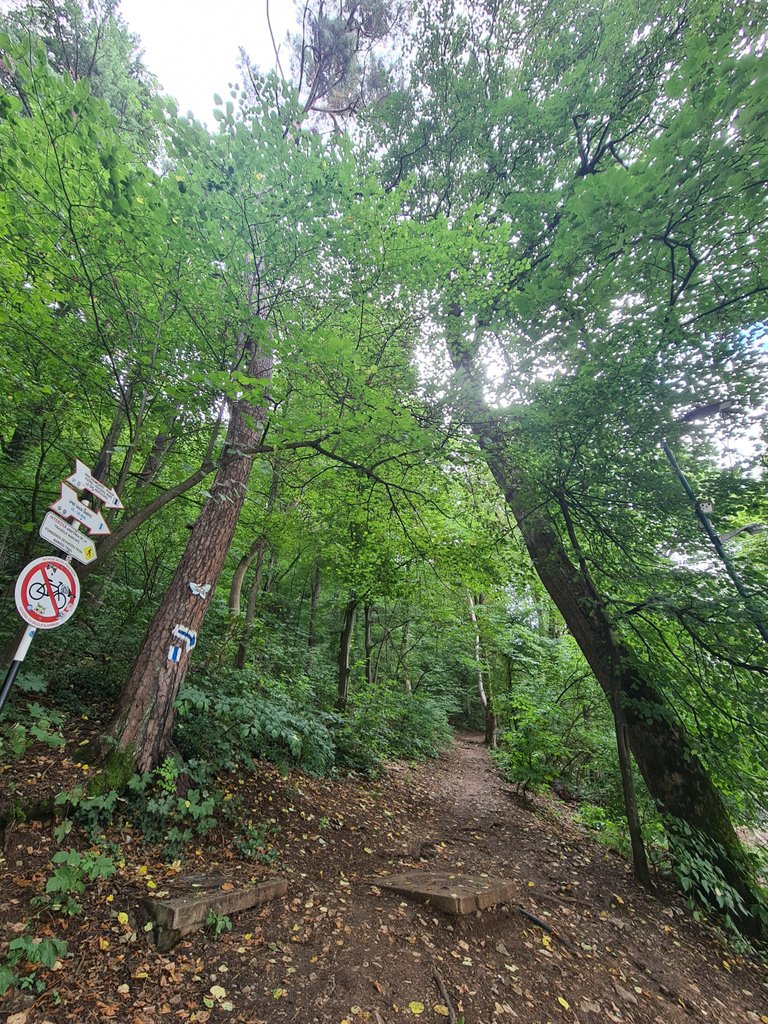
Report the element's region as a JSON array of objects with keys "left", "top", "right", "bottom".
[{"left": 1, "top": 0, "right": 767, "bottom": 939}]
